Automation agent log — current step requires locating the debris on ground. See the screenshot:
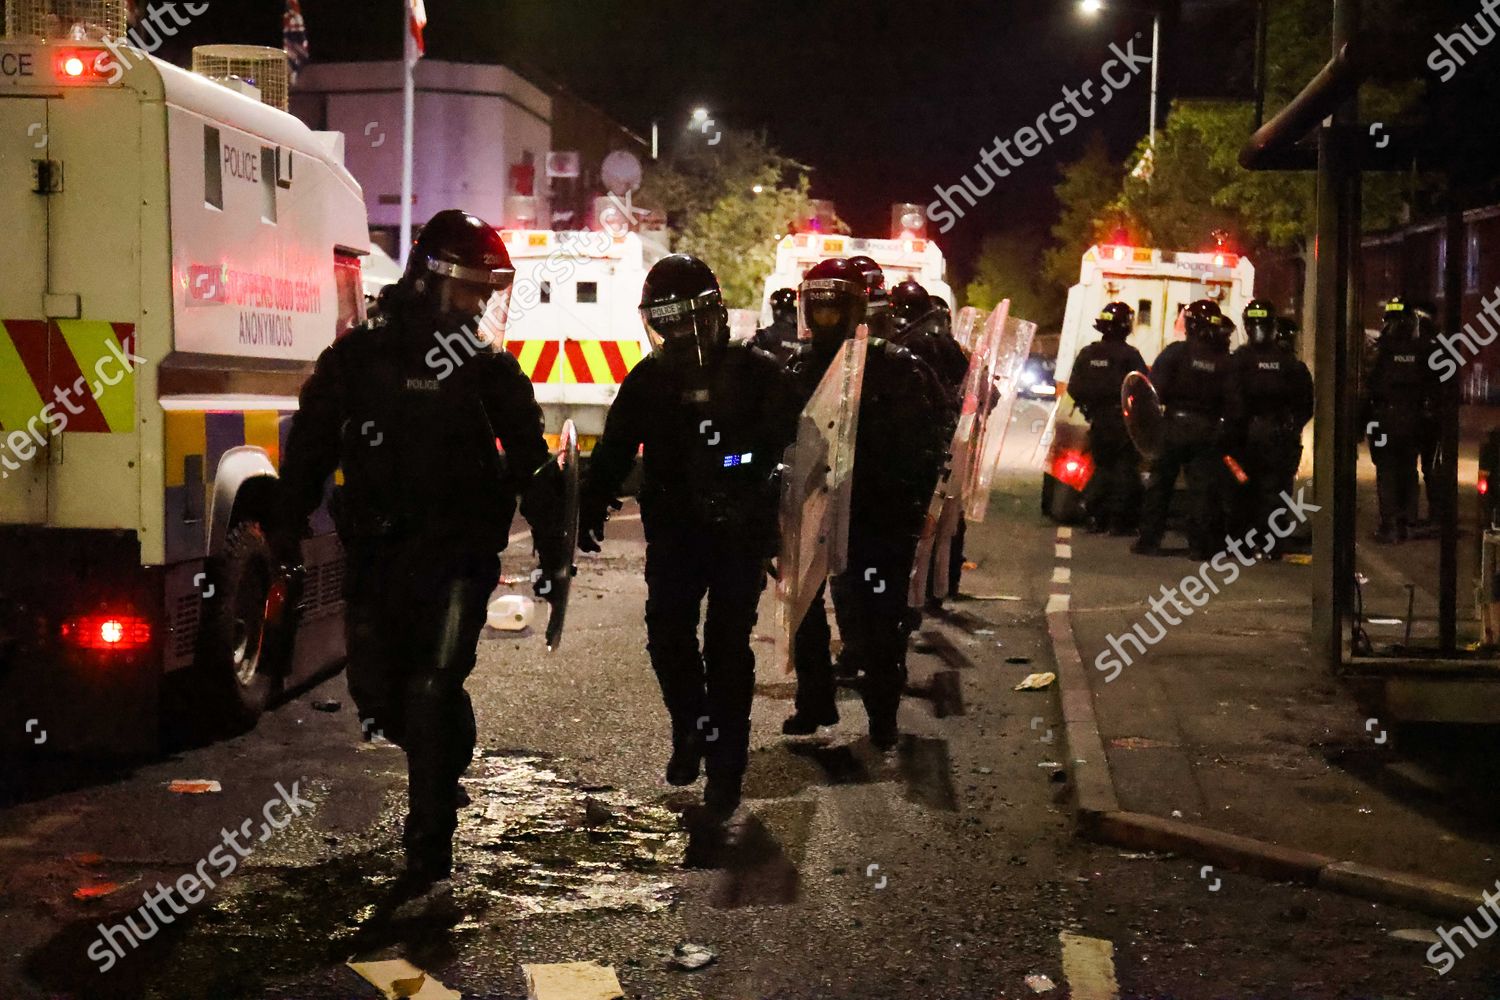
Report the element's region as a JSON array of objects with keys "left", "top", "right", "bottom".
[
  {"left": 1014, "top": 672, "right": 1056, "bottom": 691},
  {"left": 1025, "top": 972, "right": 1057, "bottom": 992},
  {"left": 168, "top": 780, "right": 221, "bottom": 794},
  {"left": 1005, "top": 655, "right": 1033, "bottom": 665},
  {"left": 1118, "top": 851, "right": 1176, "bottom": 861},
  {"left": 347, "top": 958, "right": 460, "bottom": 999},
  {"left": 665, "top": 942, "right": 717, "bottom": 971},
  {"left": 312, "top": 698, "right": 341, "bottom": 712},
  {"left": 488, "top": 594, "right": 536, "bottom": 631},
  {"left": 522, "top": 961, "right": 624, "bottom": 1000},
  {"left": 1389, "top": 929, "right": 1441, "bottom": 944},
  {"left": 969, "top": 593, "right": 1022, "bottom": 601},
  {"left": 72, "top": 882, "right": 122, "bottom": 901}
]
